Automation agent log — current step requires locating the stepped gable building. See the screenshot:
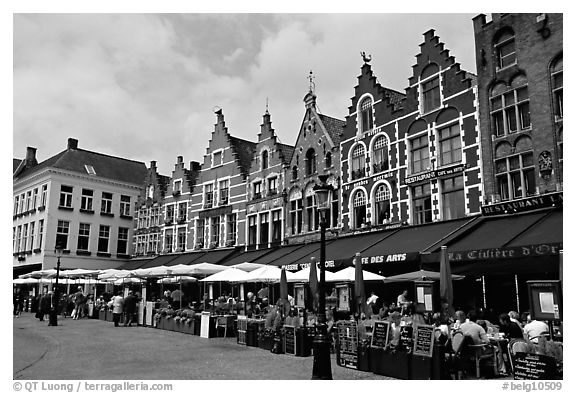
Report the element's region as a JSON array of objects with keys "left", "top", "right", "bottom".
[
  {"left": 13, "top": 138, "right": 147, "bottom": 276},
  {"left": 341, "top": 30, "right": 482, "bottom": 233},
  {"left": 133, "top": 160, "right": 170, "bottom": 259},
  {"left": 189, "top": 109, "right": 256, "bottom": 251},
  {"left": 472, "top": 13, "right": 563, "bottom": 207},
  {"left": 285, "top": 87, "right": 345, "bottom": 244},
  {"left": 245, "top": 109, "right": 294, "bottom": 250},
  {"left": 161, "top": 156, "right": 200, "bottom": 253}
]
